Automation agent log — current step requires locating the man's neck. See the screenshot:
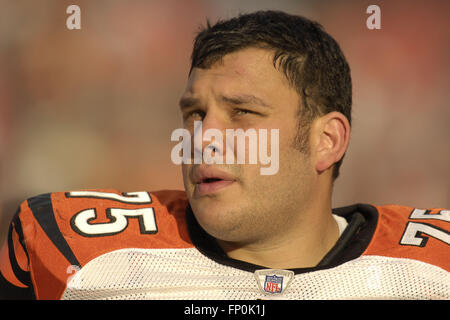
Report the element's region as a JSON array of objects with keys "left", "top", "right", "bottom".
[{"left": 217, "top": 208, "right": 340, "bottom": 269}]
